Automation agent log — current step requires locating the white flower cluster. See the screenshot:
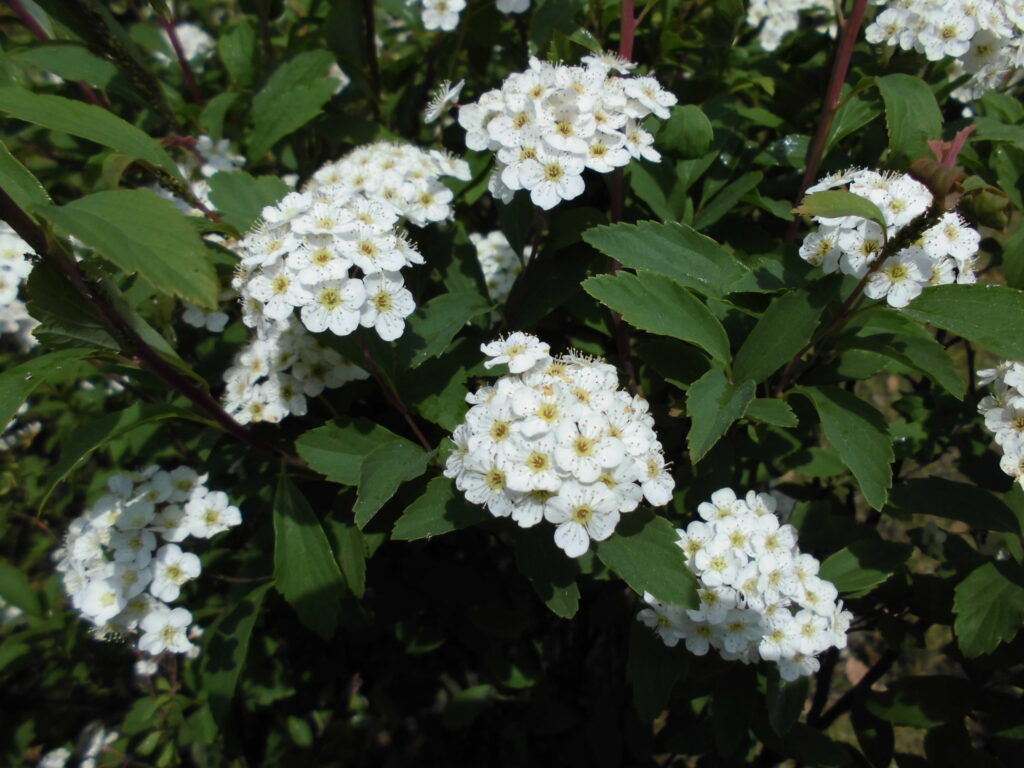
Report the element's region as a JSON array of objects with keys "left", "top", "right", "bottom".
[
  {"left": 222, "top": 315, "right": 368, "bottom": 425},
  {"left": 55, "top": 466, "right": 242, "bottom": 657},
  {"left": 309, "top": 141, "right": 470, "bottom": 227},
  {"left": 443, "top": 333, "right": 675, "bottom": 558},
  {"left": 458, "top": 54, "right": 677, "bottom": 210},
  {"left": 233, "top": 143, "right": 467, "bottom": 348},
  {"left": 410, "top": 0, "right": 530, "bottom": 32},
  {"left": 470, "top": 230, "right": 531, "bottom": 304},
  {"left": 0, "top": 220, "right": 38, "bottom": 351},
  {"left": 746, "top": 0, "right": 835, "bottom": 51},
  {"left": 637, "top": 488, "right": 852, "bottom": 681},
  {"left": 978, "top": 361, "right": 1024, "bottom": 488},
  {"left": 866, "top": 0, "right": 1024, "bottom": 102},
  {"left": 799, "top": 168, "right": 980, "bottom": 308},
  {"left": 37, "top": 722, "right": 118, "bottom": 768},
  {"left": 156, "top": 23, "right": 215, "bottom": 67}
]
